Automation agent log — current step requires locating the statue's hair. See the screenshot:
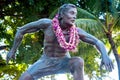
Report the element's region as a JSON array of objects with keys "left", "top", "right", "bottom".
[{"left": 58, "top": 4, "right": 76, "bottom": 20}]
